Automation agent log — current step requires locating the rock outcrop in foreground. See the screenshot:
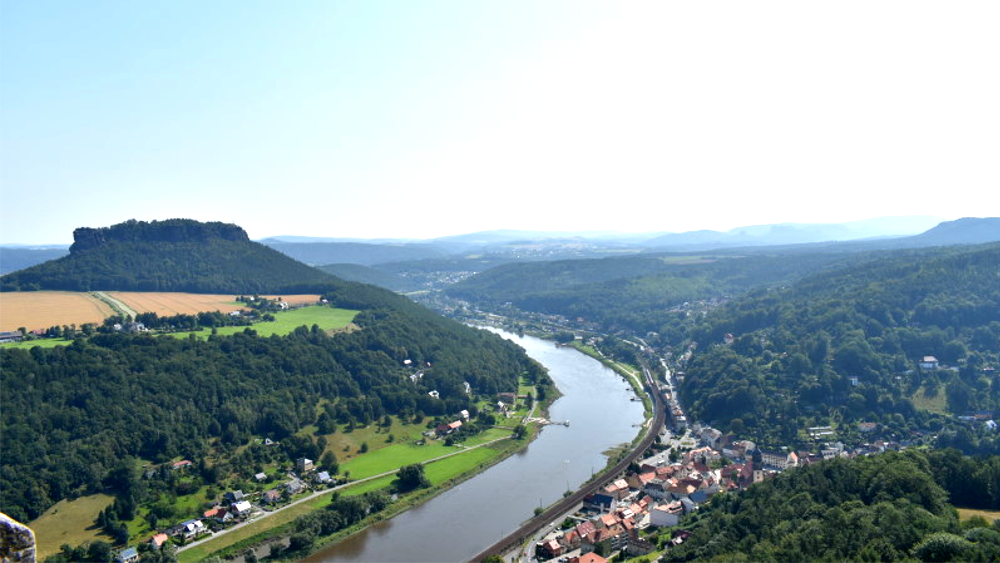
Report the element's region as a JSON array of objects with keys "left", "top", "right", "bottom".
[{"left": 0, "top": 513, "right": 35, "bottom": 563}]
